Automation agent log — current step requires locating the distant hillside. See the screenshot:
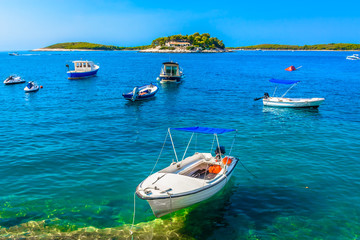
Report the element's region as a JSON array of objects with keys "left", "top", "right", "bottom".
[
  {"left": 43, "top": 42, "right": 151, "bottom": 50},
  {"left": 230, "top": 43, "right": 360, "bottom": 50}
]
